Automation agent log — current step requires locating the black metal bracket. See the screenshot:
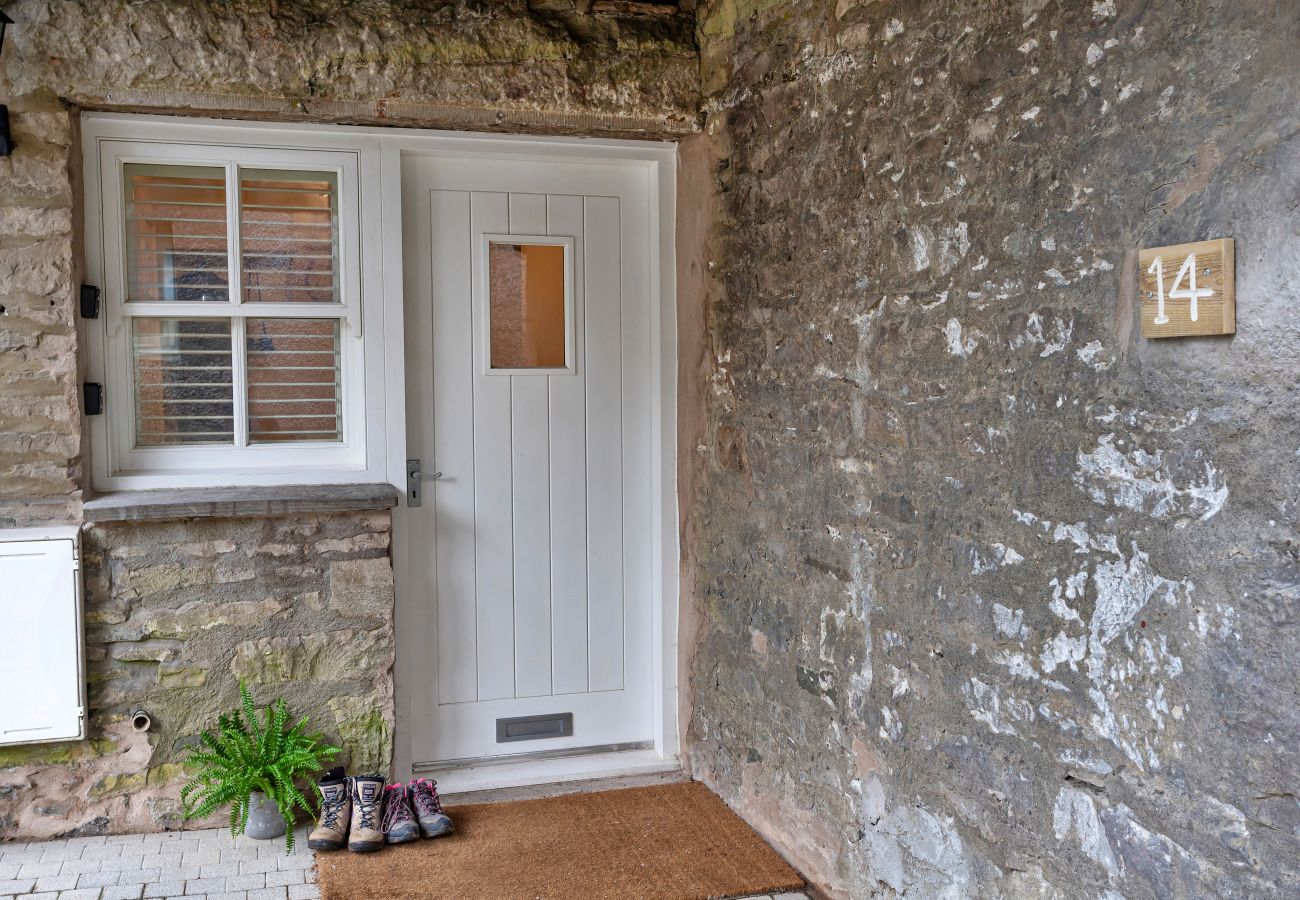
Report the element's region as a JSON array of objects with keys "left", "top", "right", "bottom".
[
  {"left": 79, "top": 285, "right": 100, "bottom": 319},
  {"left": 83, "top": 383, "right": 103, "bottom": 416},
  {"left": 0, "top": 104, "right": 12, "bottom": 158}
]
